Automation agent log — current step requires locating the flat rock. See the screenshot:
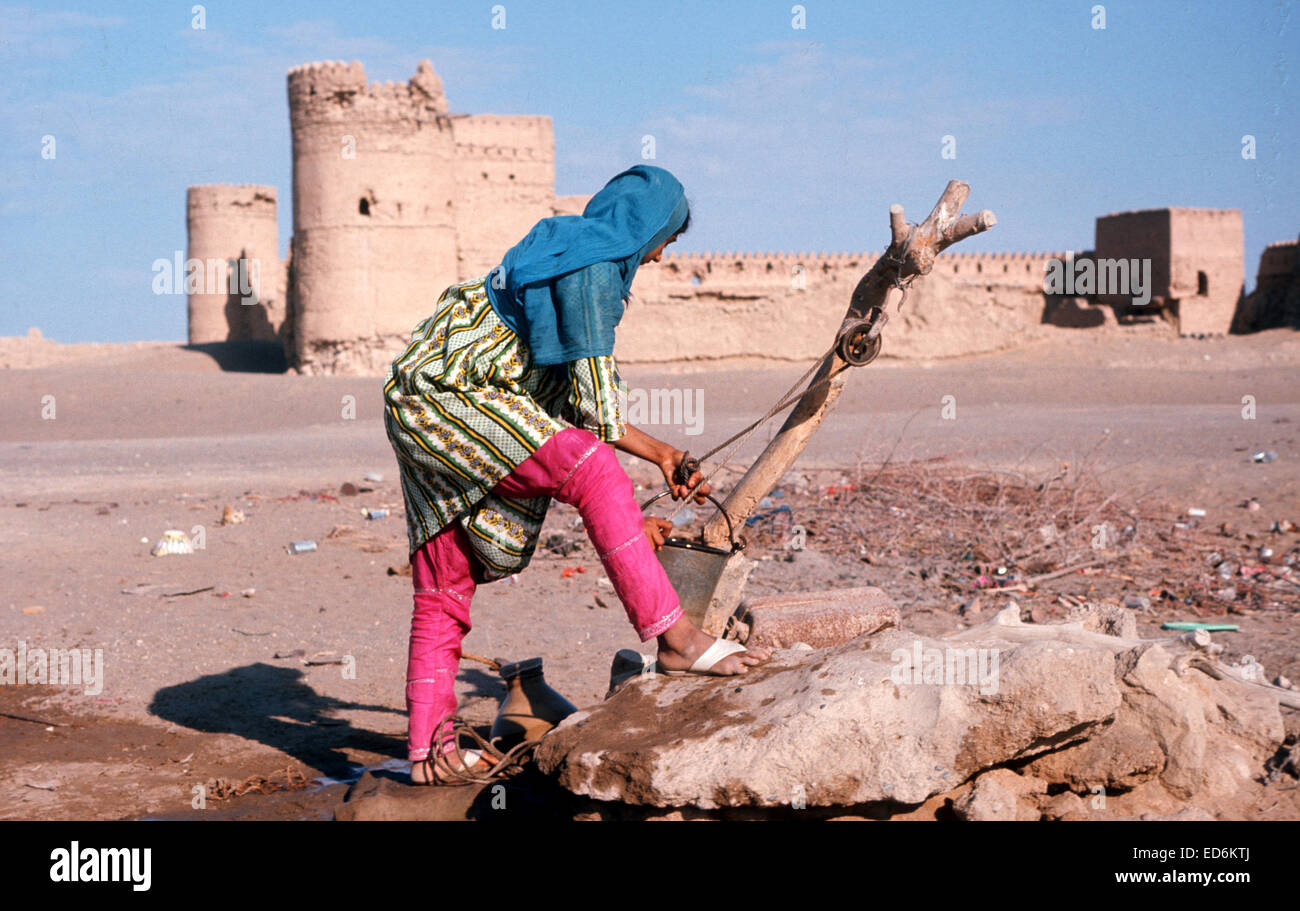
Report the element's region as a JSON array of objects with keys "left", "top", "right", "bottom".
[
  {"left": 536, "top": 606, "right": 1286, "bottom": 812},
  {"left": 536, "top": 622, "right": 1122, "bottom": 808}
]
